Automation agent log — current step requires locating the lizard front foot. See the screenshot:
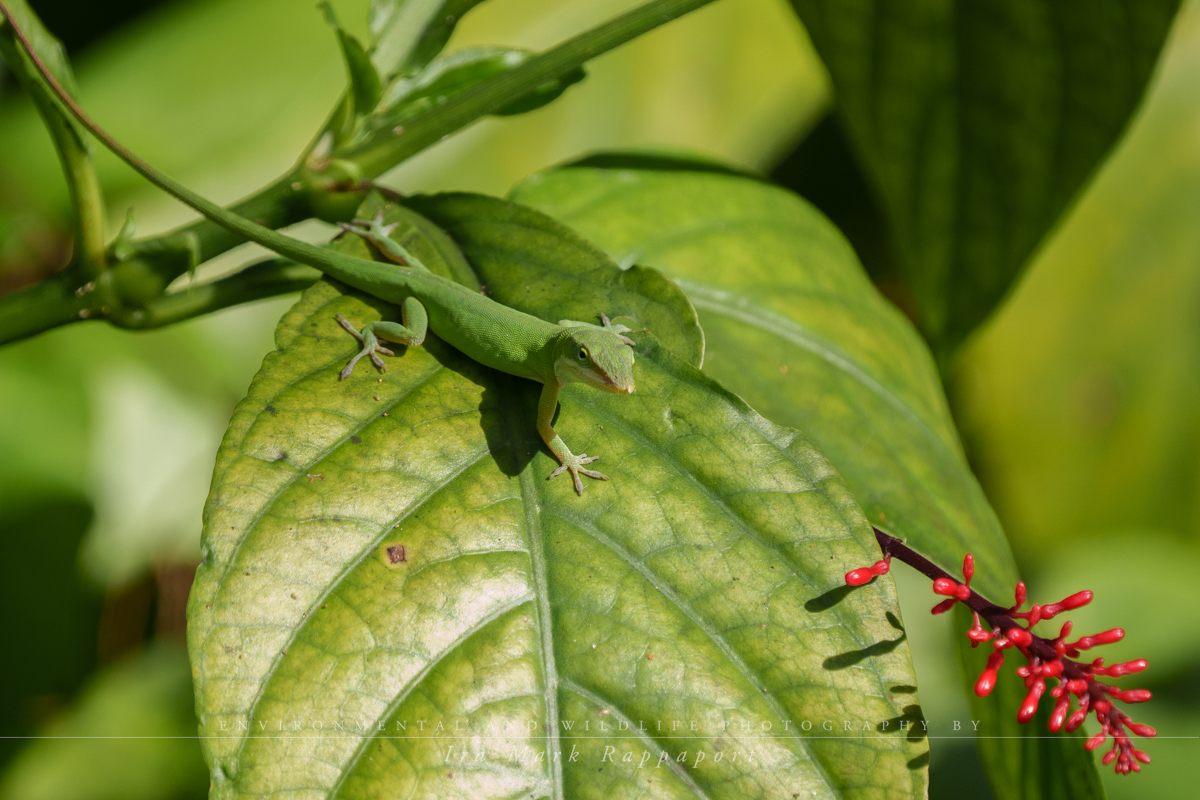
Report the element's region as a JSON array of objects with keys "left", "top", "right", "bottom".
[
  {"left": 336, "top": 314, "right": 394, "bottom": 379},
  {"left": 548, "top": 453, "right": 608, "bottom": 496}
]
